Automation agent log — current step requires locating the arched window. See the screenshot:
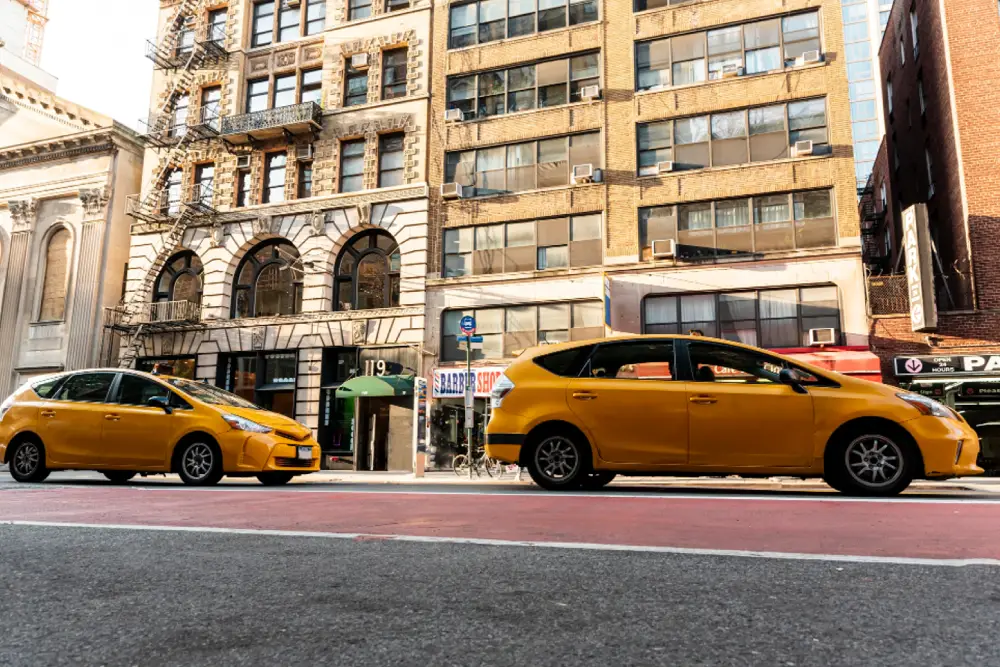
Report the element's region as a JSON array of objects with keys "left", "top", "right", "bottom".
[
  {"left": 333, "top": 229, "right": 400, "bottom": 311},
  {"left": 38, "top": 227, "right": 72, "bottom": 322},
  {"left": 155, "top": 251, "right": 203, "bottom": 305},
  {"left": 232, "top": 239, "right": 303, "bottom": 318}
]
